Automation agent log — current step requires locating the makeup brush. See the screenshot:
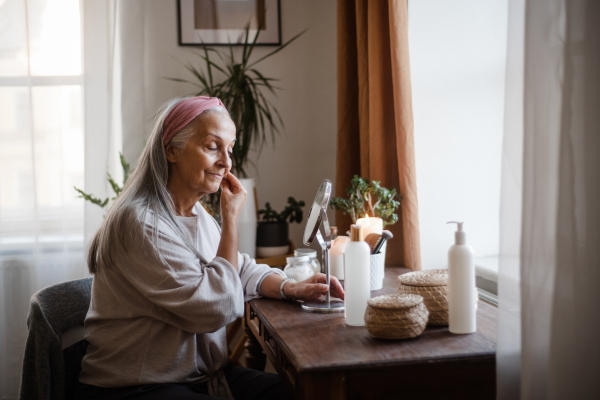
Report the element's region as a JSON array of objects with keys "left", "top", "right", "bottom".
[
  {"left": 372, "top": 230, "right": 393, "bottom": 254},
  {"left": 364, "top": 233, "right": 382, "bottom": 254}
]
